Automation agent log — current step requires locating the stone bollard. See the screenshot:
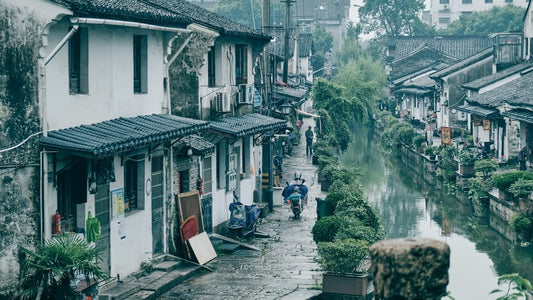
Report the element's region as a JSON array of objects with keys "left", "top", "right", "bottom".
[{"left": 370, "top": 238, "right": 450, "bottom": 300}]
